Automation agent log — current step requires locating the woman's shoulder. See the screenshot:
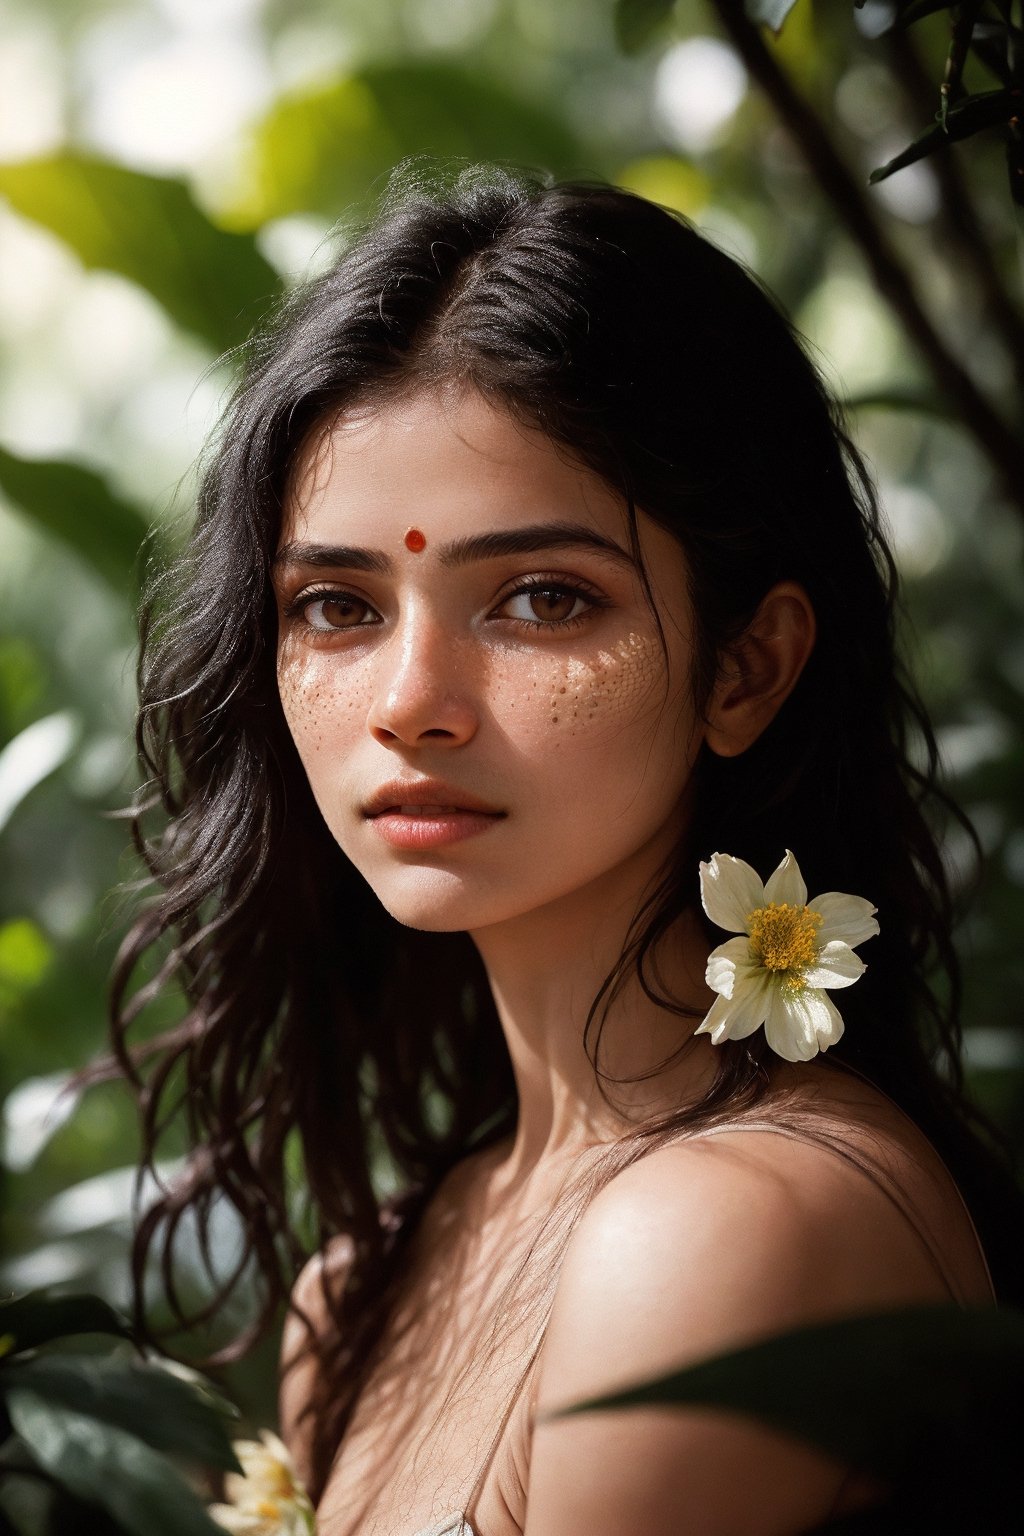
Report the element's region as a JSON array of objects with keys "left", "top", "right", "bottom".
[
  {"left": 539, "top": 1067, "right": 991, "bottom": 1406},
  {"left": 524, "top": 1076, "right": 992, "bottom": 1534}
]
